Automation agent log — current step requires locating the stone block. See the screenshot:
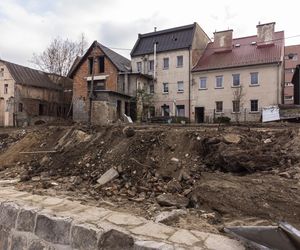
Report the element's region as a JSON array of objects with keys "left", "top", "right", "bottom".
[
  {"left": 28, "top": 240, "right": 49, "bottom": 250},
  {"left": 106, "top": 212, "right": 145, "bottom": 226},
  {"left": 16, "top": 208, "right": 37, "bottom": 232},
  {"left": 97, "top": 167, "right": 119, "bottom": 186},
  {"left": 134, "top": 240, "right": 175, "bottom": 250},
  {"left": 0, "top": 202, "right": 19, "bottom": 229},
  {"left": 98, "top": 229, "right": 134, "bottom": 250},
  {"left": 204, "top": 234, "right": 244, "bottom": 250},
  {"left": 35, "top": 214, "right": 72, "bottom": 244},
  {"left": 168, "top": 229, "right": 200, "bottom": 246},
  {"left": 0, "top": 226, "right": 10, "bottom": 250},
  {"left": 70, "top": 224, "right": 99, "bottom": 250},
  {"left": 130, "top": 222, "right": 175, "bottom": 240},
  {"left": 10, "top": 233, "right": 28, "bottom": 250}
]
